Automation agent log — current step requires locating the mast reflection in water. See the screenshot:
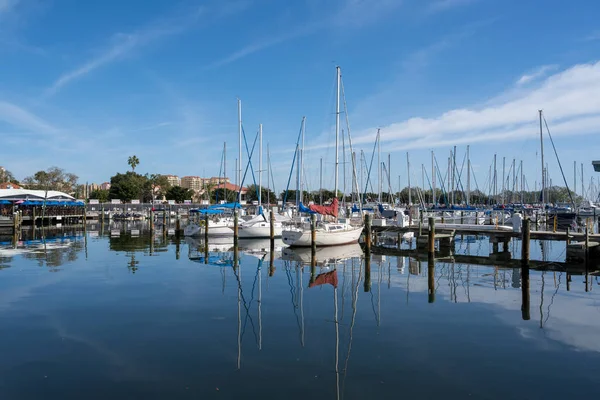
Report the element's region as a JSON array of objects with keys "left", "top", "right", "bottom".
[{"left": 0, "top": 221, "right": 599, "bottom": 399}]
